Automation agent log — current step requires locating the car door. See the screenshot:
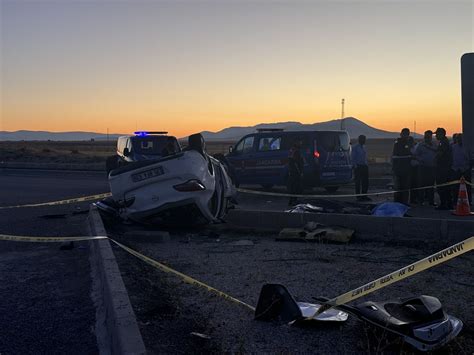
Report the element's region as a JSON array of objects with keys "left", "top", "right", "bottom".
[
  {"left": 226, "top": 135, "right": 256, "bottom": 184},
  {"left": 252, "top": 135, "right": 284, "bottom": 185}
]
